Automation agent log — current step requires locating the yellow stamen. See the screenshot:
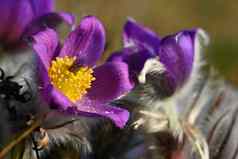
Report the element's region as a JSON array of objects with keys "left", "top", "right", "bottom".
[{"left": 48, "top": 56, "right": 95, "bottom": 102}]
